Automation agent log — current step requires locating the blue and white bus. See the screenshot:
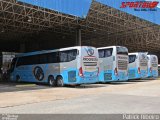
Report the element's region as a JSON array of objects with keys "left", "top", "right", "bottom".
[
  {"left": 9, "top": 46, "right": 99, "bottom": 87},
  {"left": 128, "top": 52, "right": 148, "bottom": 80},
  {"left": 98, "top": 46, "right": 128, "bottom": 82},
  {"left": 147, "top": 55, "right": 158, "bottom": 78},
  {"left": 158, "top": 64, "right": 160, "bottom": 77}
]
